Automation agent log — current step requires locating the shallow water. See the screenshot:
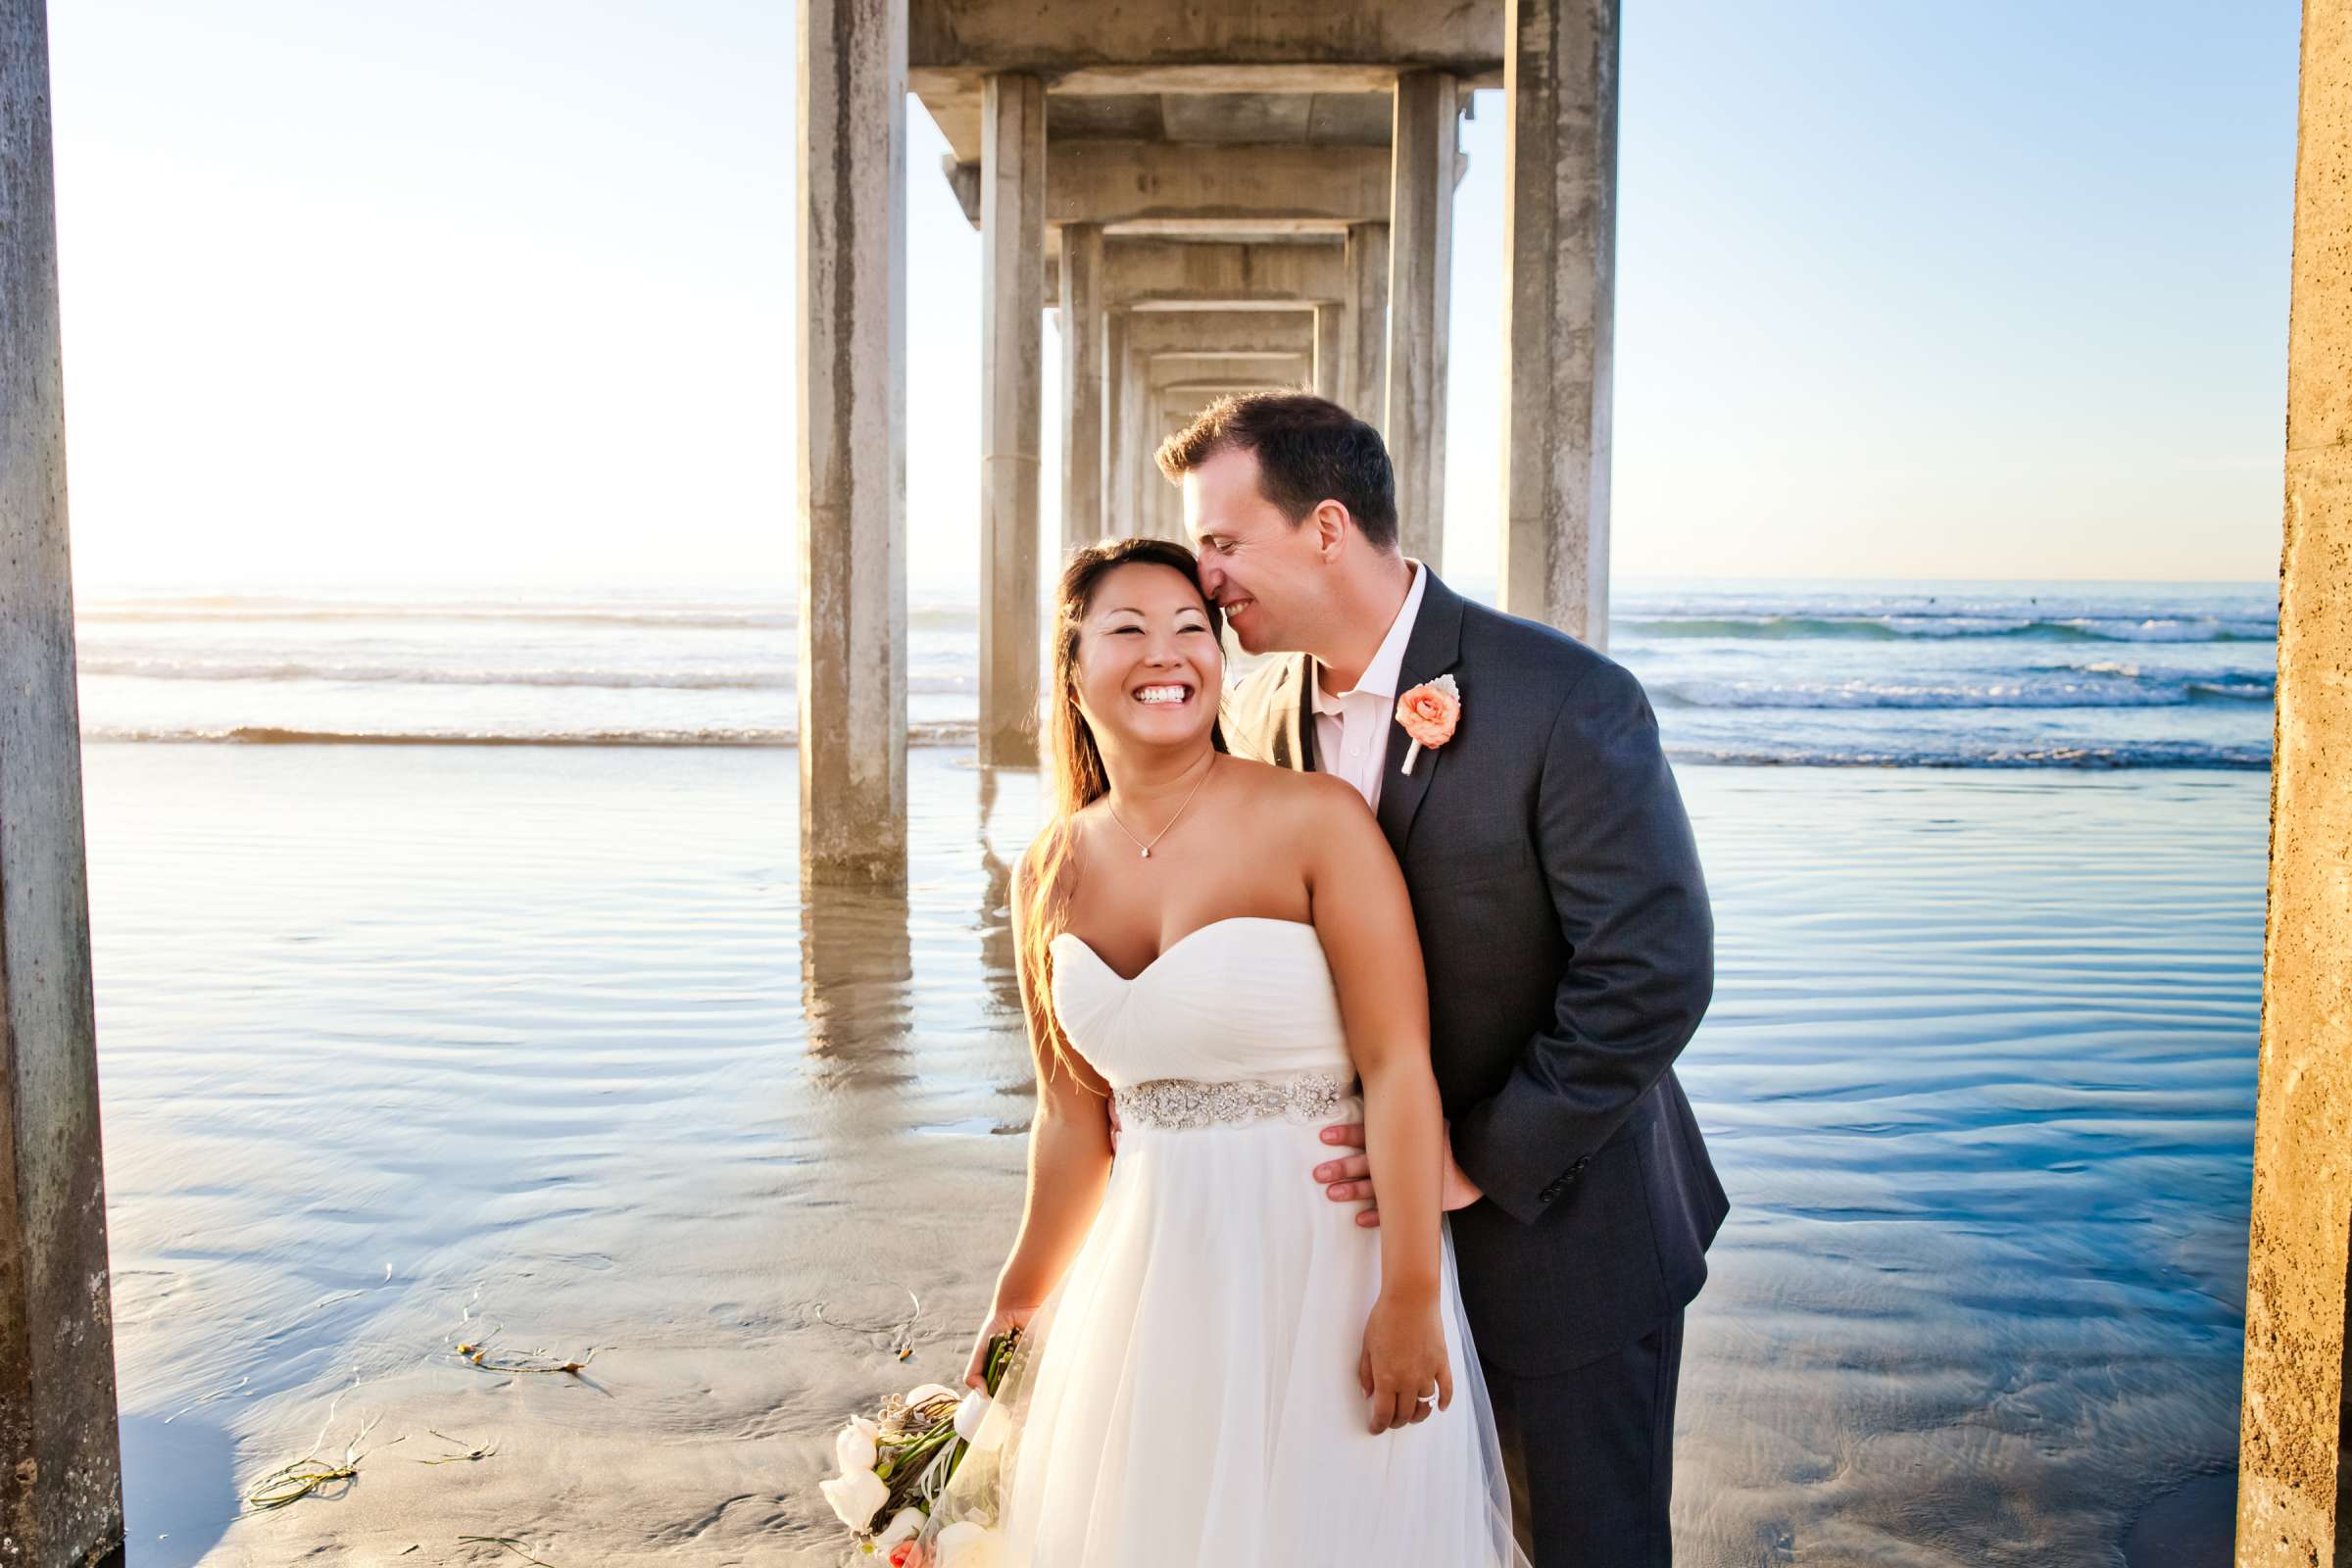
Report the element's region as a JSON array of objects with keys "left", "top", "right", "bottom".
[{"left": 81, "top": 745, "right": 2260, "bottom": 1564}]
